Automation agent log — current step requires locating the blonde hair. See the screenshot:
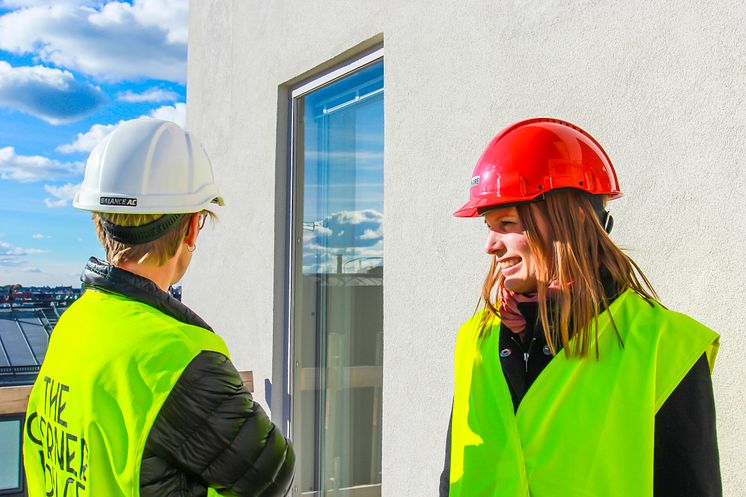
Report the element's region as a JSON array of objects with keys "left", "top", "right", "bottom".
[
  {"left": 93, "top": 211, "right": 213, "bottom": 266},
  {"left": 480, "top": 189, "right": 658, "bottom": 358}
]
